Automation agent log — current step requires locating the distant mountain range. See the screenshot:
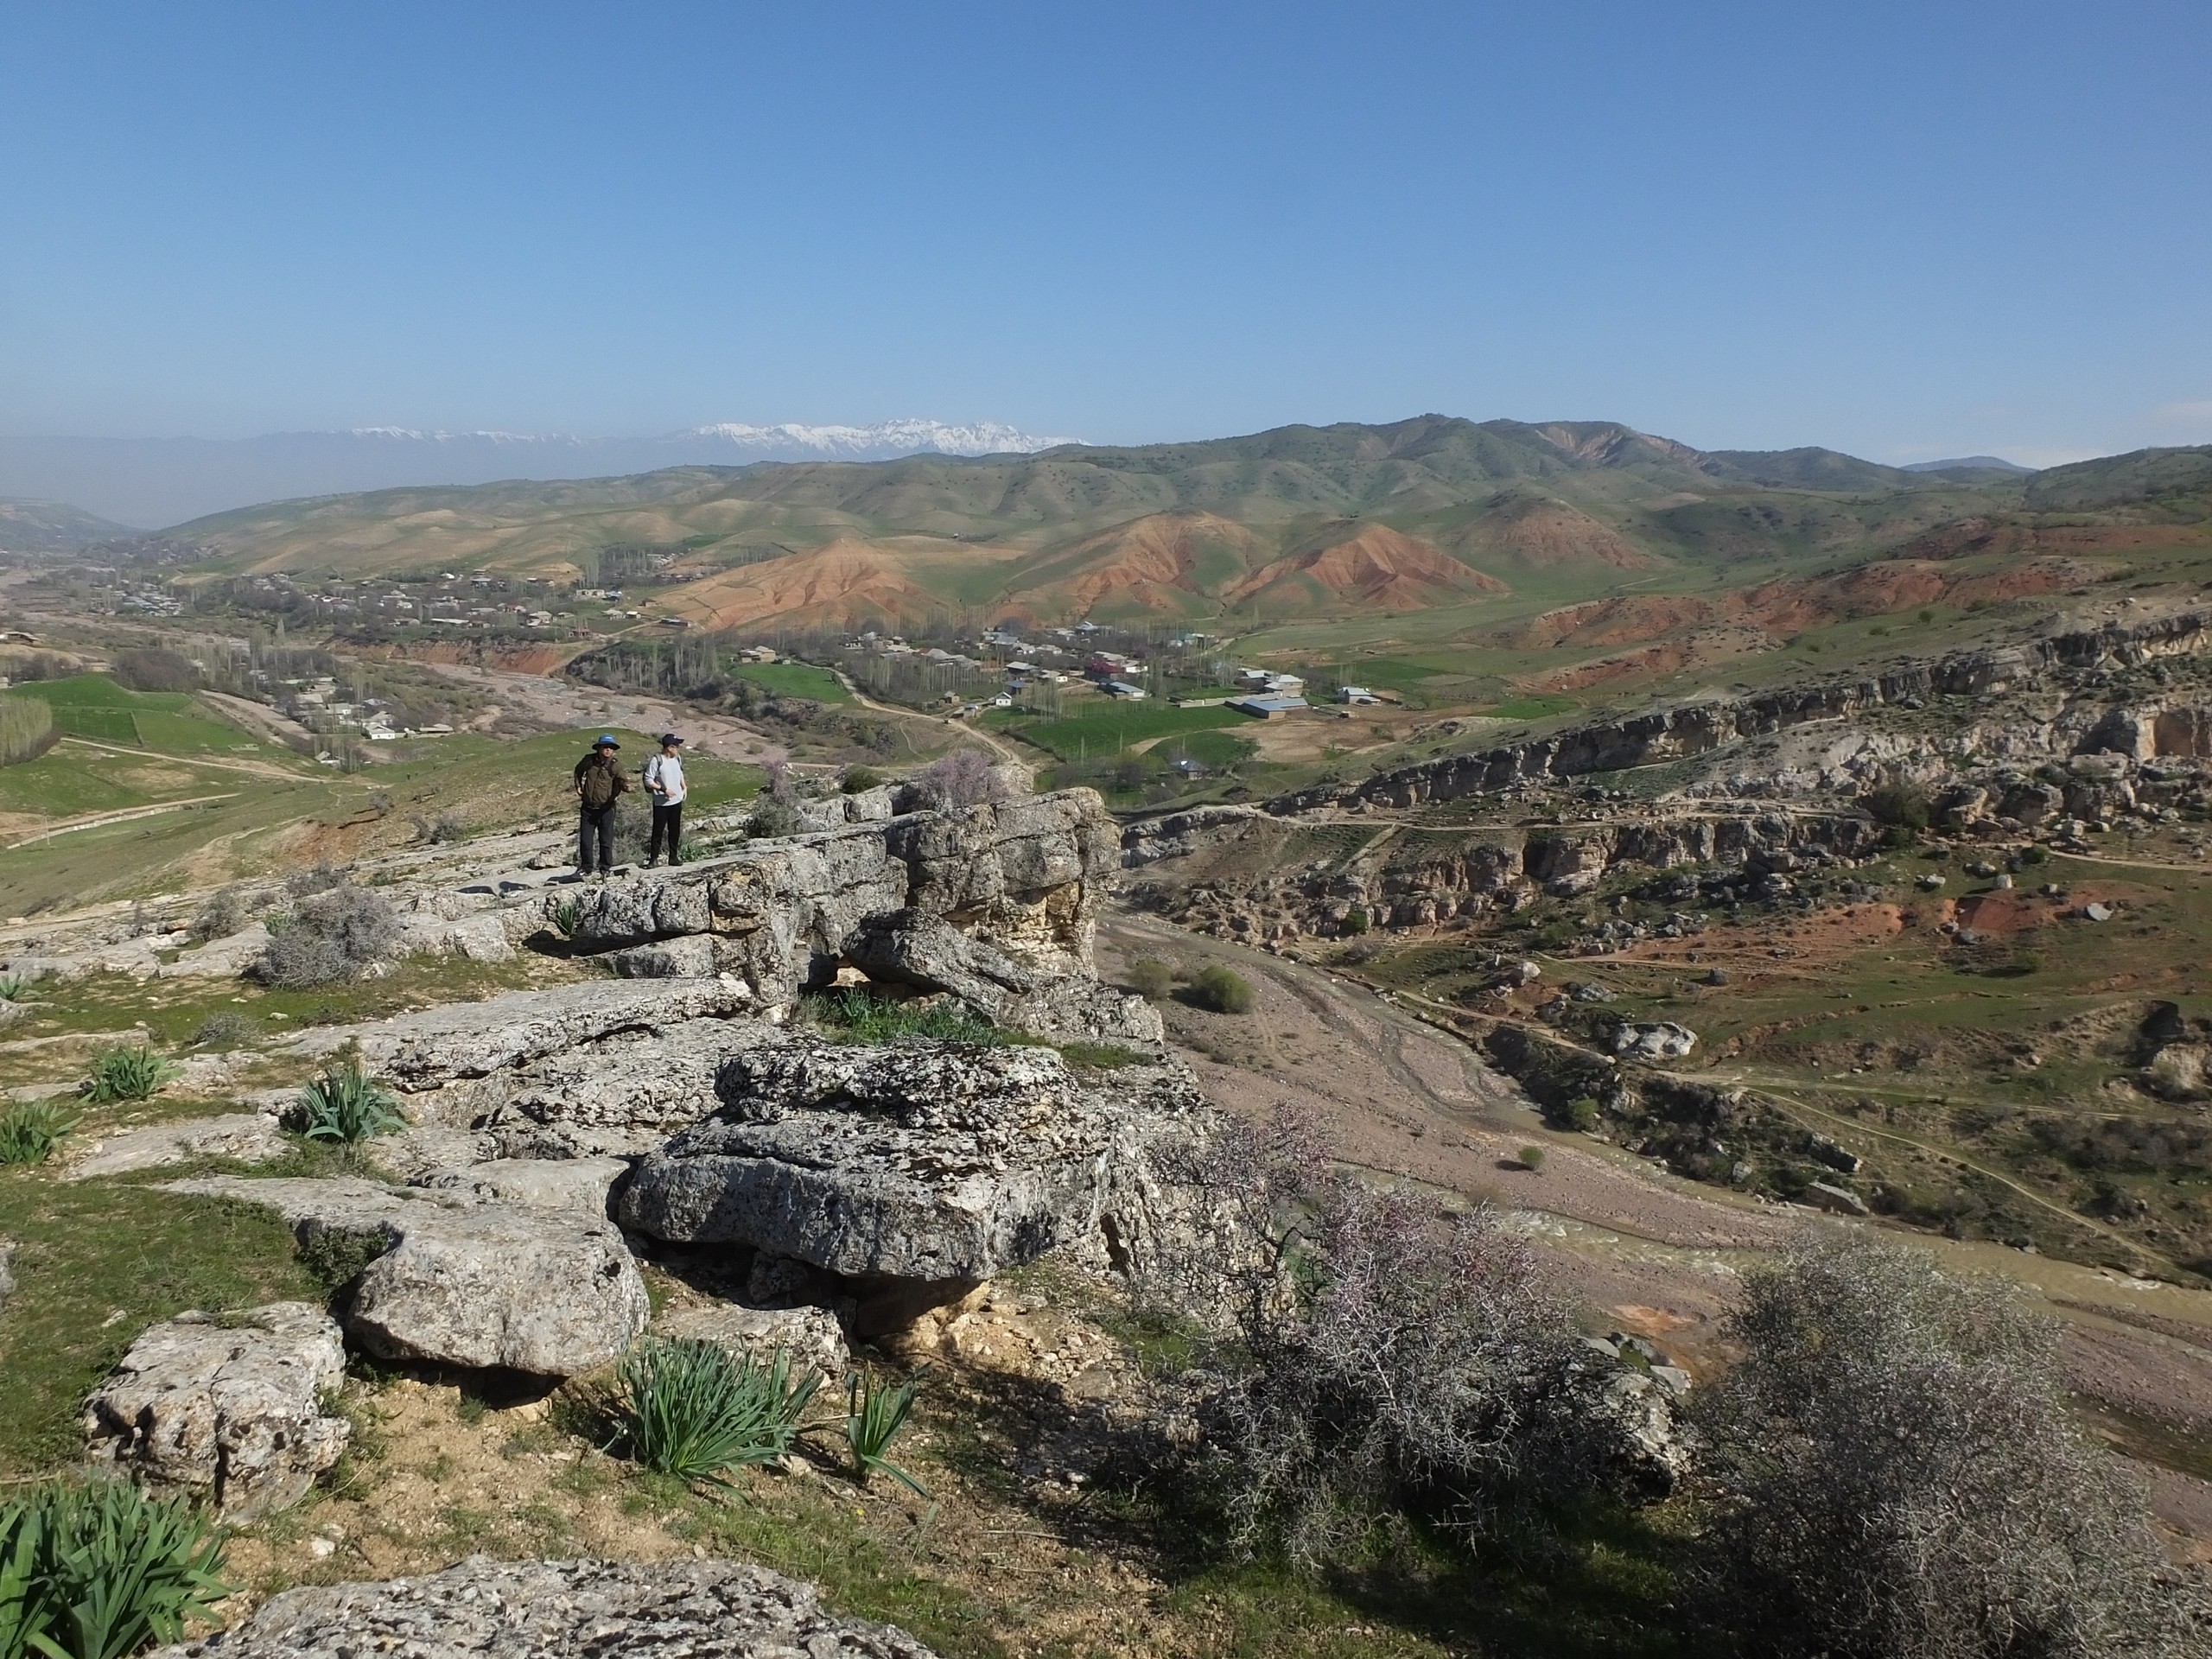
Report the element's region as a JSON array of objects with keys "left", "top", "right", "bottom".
[
  {"left": 0, "top": 420, "right": 1081, "bottom": 528},
  {"left": 162, "top": 414, "right": 2183, "bottom": 632}
]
